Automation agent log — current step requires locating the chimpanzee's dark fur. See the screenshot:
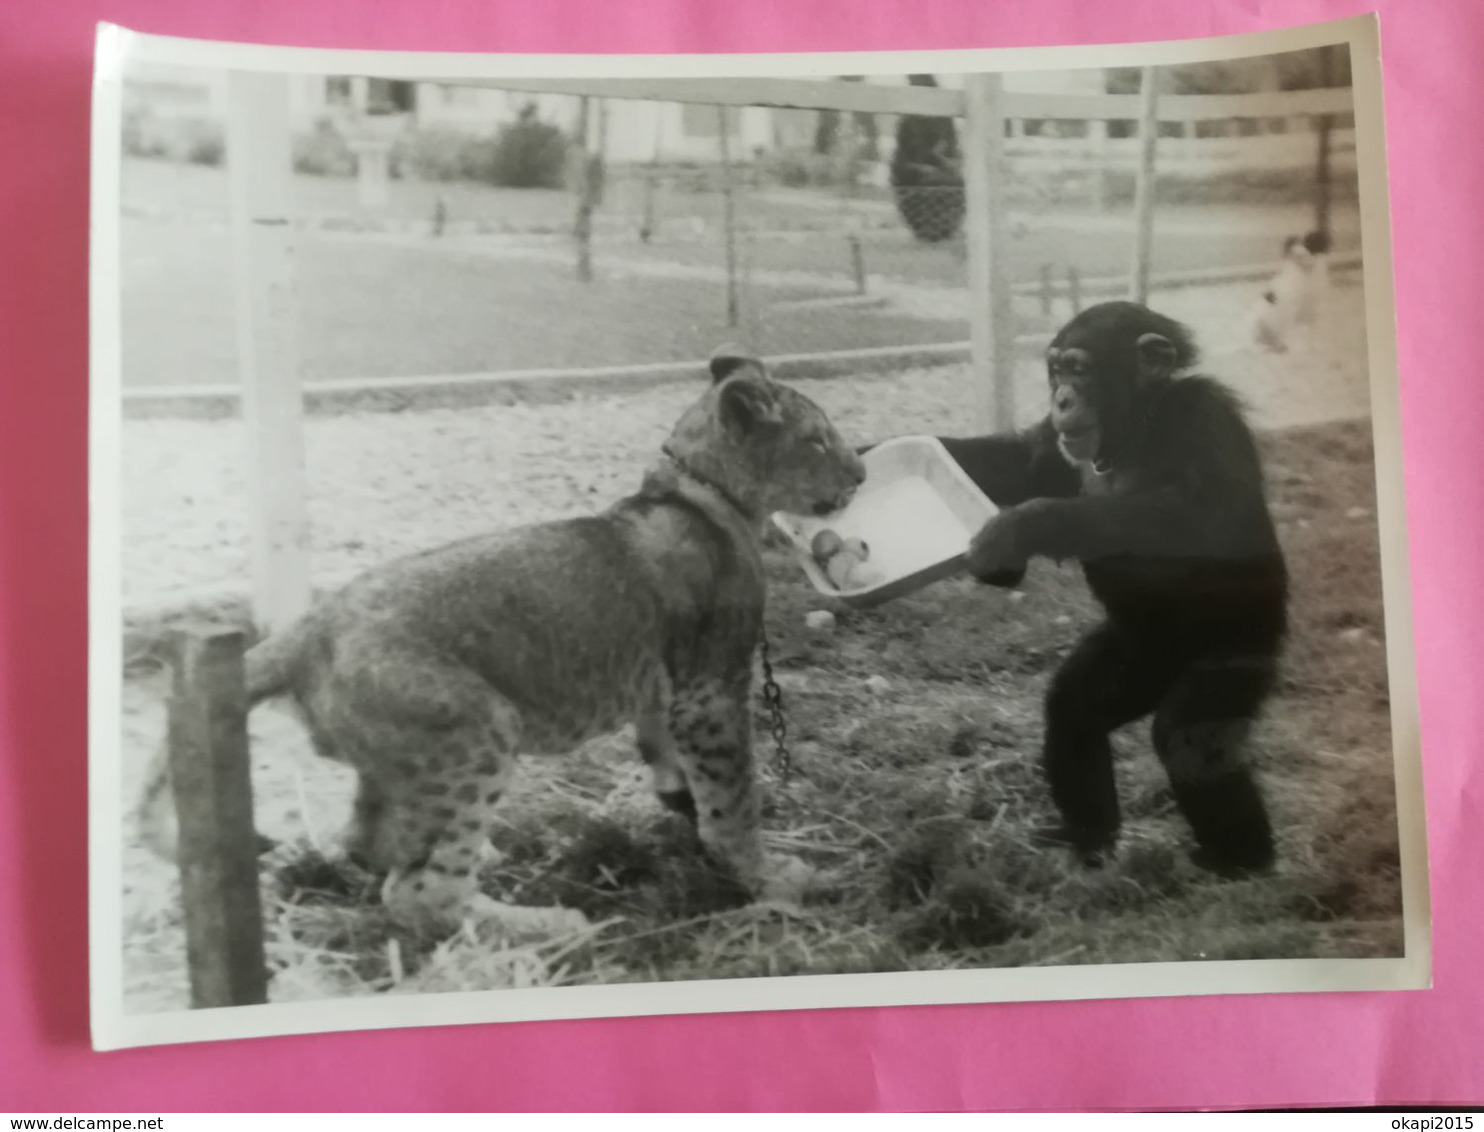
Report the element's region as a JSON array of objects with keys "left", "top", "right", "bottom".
[{"left": 937, "top": 301, "right": 1287, "bottom": 875}]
